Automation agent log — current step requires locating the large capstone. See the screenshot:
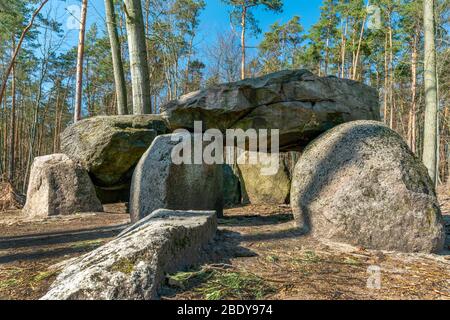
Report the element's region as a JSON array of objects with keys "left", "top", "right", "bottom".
[
  {"left": 290, "top": 121, "right": 446, "bottom": 253},
  {"left": 161, "top": 70, "right": 380, "bottom": 151},
  {"left": 41, "top": 209, "right": 217, "bottom": 300},
  {"left": 130, "top": 133, "right": 224, "bottom": 223},
  {"left": 23, "top": 154, "right": 103, "bottom": 218},
  {"left": 60, "top": 115, "right": 168, "bottom": 202}
]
